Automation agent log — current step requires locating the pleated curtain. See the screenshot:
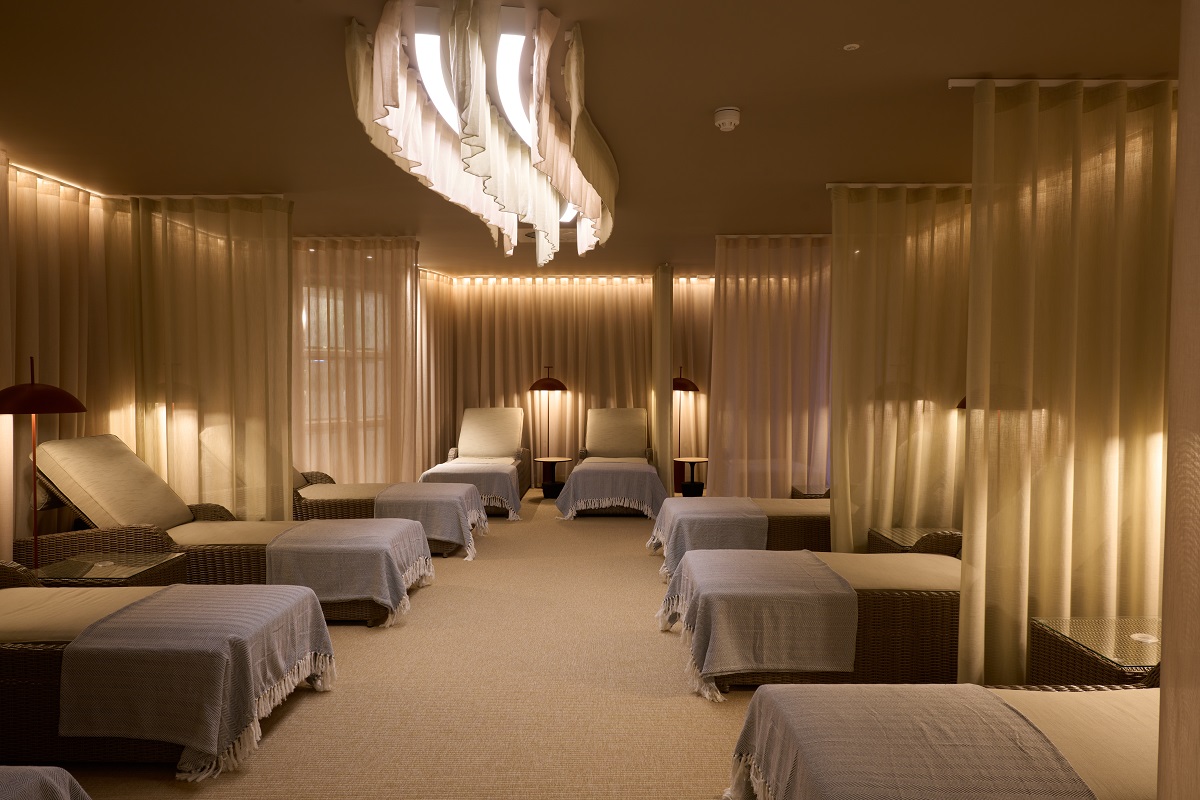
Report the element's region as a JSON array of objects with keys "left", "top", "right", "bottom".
[
  {"left": 708, "top": 235, "right": 832, "bottom": 498},
  {"left": 452, "top": 276, "right": 653, "bottom": 482},
  {"left": 960, "top": 81, "right": 1174, "bottom": 684},
  {"left": 127, "top": 197, "right": 294, "bottom": 521},
  {"left": 671, "top": 277, "right": 713, "bottom": 478},
  {"left": 829, "top": 186, "right": 970, "bottom": 553},
  {"left": 292, "top": 237, "right": 444, "bottom": 483},
  {"left": 1161, "top": 0, "right": 1200, "bottom": 789},
  {"left": 0, "top": 158, "right": 135, "bottom": 555}
]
